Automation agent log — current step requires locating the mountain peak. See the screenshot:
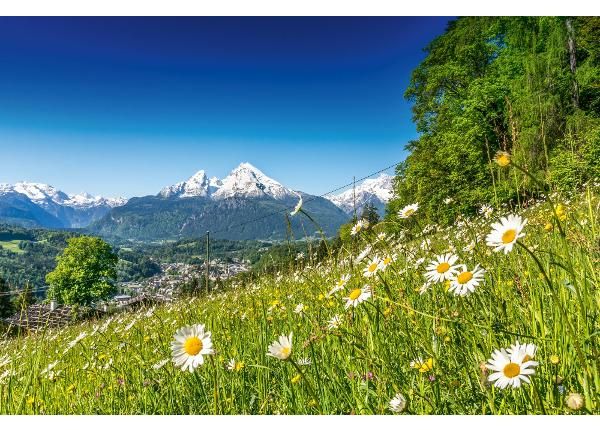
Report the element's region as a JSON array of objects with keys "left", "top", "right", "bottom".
[
  {"left": 326, "top": 173, "right": 394, "bottom": 215},
  {"left": 212, "top": 162, "right": 292, "bottom": 200}
]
